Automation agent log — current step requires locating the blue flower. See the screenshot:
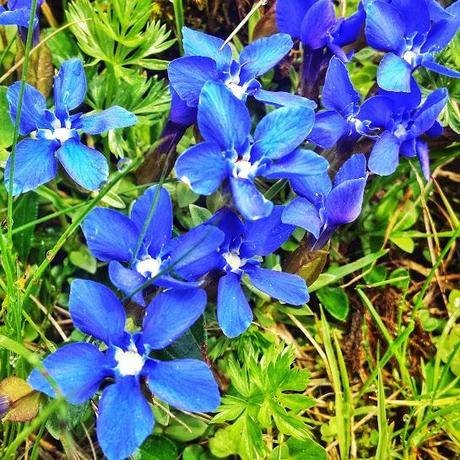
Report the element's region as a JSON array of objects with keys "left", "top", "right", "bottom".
[
  {"left": 28, "top": 279, "right": 220, "bottom": 460},
  {"left": 276, "top": 0, "right": 364, "bottom": 97},
  {"left": 308, "top": 56, "right": 377, "bottom": 149},
  {"left": 168, "top": 26, "right": 315, "bottom": 118},
  {"left": 82, "top": 185, "right": 225, "bottom": 306},
  {"left": 0, "top": 0, "right": 44, "bottom": 43},
  {"left": 364, "top": 0, "right": 460, "bottom": 92},
  {"left": 5, "top": 58, "right": 137, "bottom": 195},
  {"left": 283, "top": 154, "right": 367, "bottom": 249},
  {"left": 358, "top": 83, "right": 448, "bottom": 177},
  {"left": 175, "top": 81, "right": 327, "bottom": 220},
  {"left": 208, "top": 207, "right": 309, "bottom": 337}
]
